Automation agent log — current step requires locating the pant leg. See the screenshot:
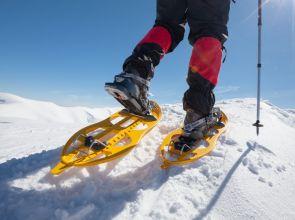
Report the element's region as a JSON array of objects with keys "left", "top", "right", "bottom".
[
  {"left": 183, "top": 0, "right": 231, "bottom": 116},
  {"left": 155, "top": 0, "right": 187, "bottom": 52},
  {"left": 123, "top": 0, "right": 187, "bottom": 80},
  {"left": 187, "top": 0, "right": 230, "bottom": 45}
]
